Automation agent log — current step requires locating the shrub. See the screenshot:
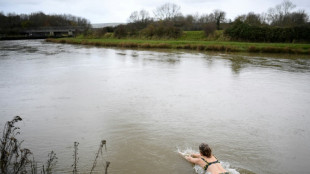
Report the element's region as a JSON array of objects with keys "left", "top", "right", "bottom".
[
  {"left": 114, "top": 25, "right": 128, "bottom": 38},
  {"left": 103, "top": 32, "right": 113, "bottom": 38},
  {"left": 204, "top": 23, "right": 216, "bottom": 36},
  {"left": 142, "top": 21, "right": 182, "bottom": 39},
  {"left": 248, "top": 46, "right": 259, "bottom": 52}
]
